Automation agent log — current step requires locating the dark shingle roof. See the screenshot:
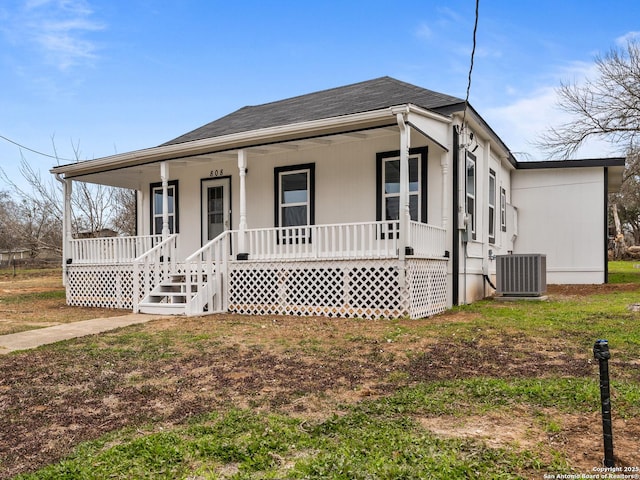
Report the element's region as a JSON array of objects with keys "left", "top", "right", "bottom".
[{"left": 163, "top": 77, "right": 464, "bottom": 146}]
